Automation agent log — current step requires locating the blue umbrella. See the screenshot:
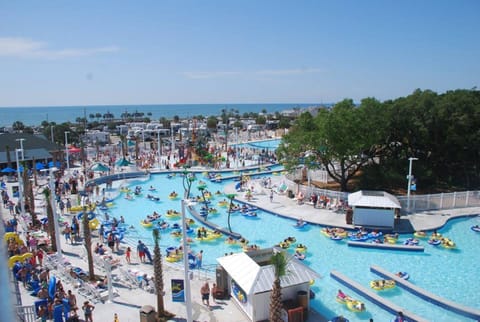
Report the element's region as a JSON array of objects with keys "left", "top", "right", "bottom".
[
  {"left": 116, "top": 158, "right": 133, "bottom": 166},
  {"left": 17, "top": 166, "right": 24, "bottom": 173},
  {"left": 48, "top": 161, "right": 61, "bottom": 168},
  {"left": 91, "top": 163, "right": 110, "bottom": 172},
  {"left": 35, "top": 162, "right": 45, "bottom": 170},
  {"left": 1, "top": 167, "right": 16, "bottom": 173}
]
